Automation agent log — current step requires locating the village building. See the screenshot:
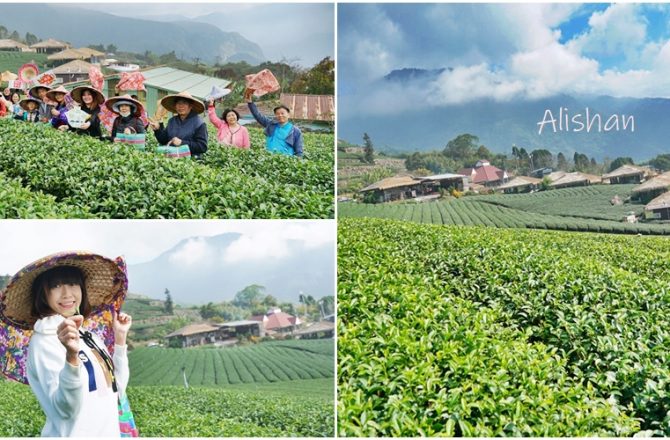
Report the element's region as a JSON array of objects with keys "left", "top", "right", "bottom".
[
  {"left": 645, "top": 191, "right": 670, "bottom": 220},
  {"left": 548, "top": 172, "right": 601, "bottom": 189},
  {"left": 250, "top": 308, "right": 301, "bottom": 335},
  {"left": 602, "top": 165, "right": 655, "bottom": 184},
  {"left": 52, "top": 59, "right": 92, "bottom": 84},
  {"left": 216, "top": 320, "right": 264, "bottom": 339},
  {"left": 0, "top": 39, "right": 31, "bottom": 52},
  {"left": 359, "top": 175, "right": 423, "bottom": 203},
  {"left": 419, "top": 173, "right": 468, "bottom": 193},
  {"left": 47, "top": 47, "right": 104, "bottom": 66},
  {"left": 30, "top": 39, "right": 70, "bottom": 54},
  {"left": 165, "top": 323, "right": 220, "bottom": 348},
  {"left": 280, "top": 93, "right": 334, "bottom": 122},
  {"left": 457, "top": 160, "right": 508, "bottom": 187},
  {"left": 293, "top": 320, "right": 335, "bottom": 340},
  {"left": 631, "top": 171, "right": 670, "bottom": 203},
  {"left": 496, "top": 176, "right": 543, "bottom": 194}
]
